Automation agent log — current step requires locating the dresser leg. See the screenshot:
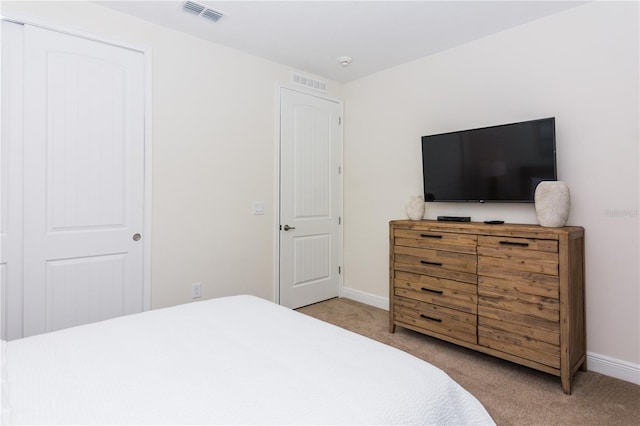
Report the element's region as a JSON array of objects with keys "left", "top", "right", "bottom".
[{"left": 561, "top": 373, "right": 572, "bottom": 395}]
